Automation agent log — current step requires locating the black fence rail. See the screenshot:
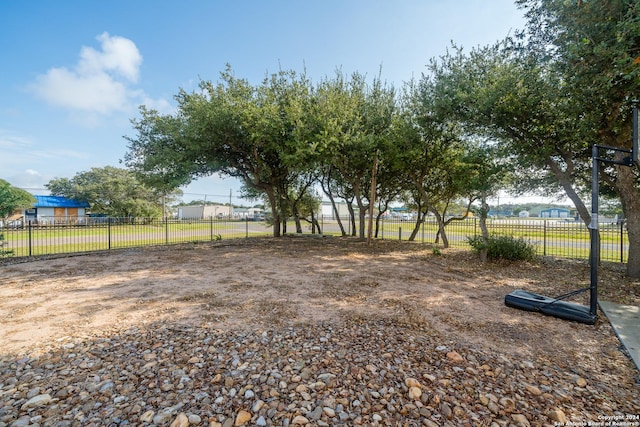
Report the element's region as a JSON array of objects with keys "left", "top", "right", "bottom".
[
  {"left": 0, "top": 216, "right": 629, "bottom": 264},
  {"left": 320, "top": 216, "right": 628, "bottom": 263},
  {"left": 0, "top": 217, "right": 273, "bottom": 258}
]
